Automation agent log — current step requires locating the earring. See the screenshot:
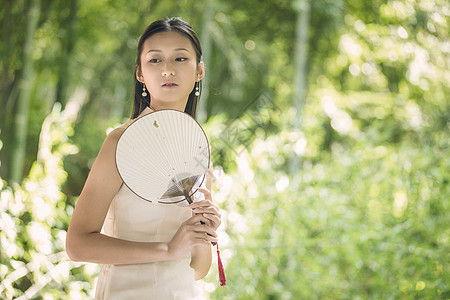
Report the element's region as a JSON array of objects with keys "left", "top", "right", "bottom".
[
  {"left": 142, "top": 83, "right": 148, "bottom": 97},
  {"left": 194, "top": 83, "right": 200, "bottom": 96}
]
